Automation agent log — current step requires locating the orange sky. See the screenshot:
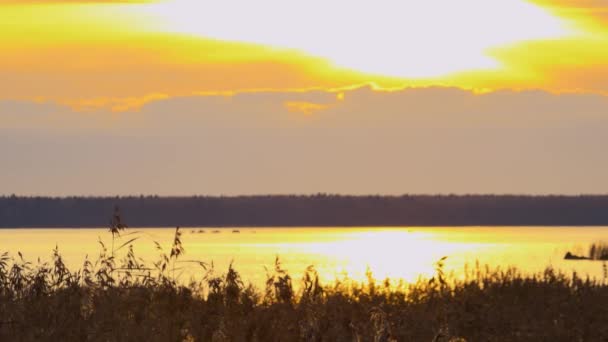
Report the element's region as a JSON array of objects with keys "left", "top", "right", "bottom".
[
  {"left": 1, "top": 0, "right": 608, "bottom": 110},
  {"left": 2, "top": 0, "right": 608, "bottom": 195}
]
